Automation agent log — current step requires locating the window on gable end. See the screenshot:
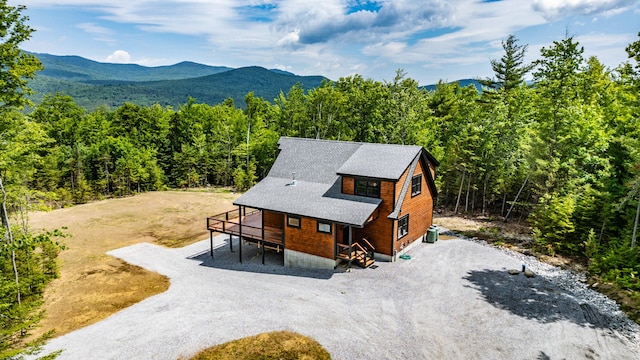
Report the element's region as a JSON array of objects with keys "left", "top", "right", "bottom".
[
  {"left": 398, "top": 214, "right": 409, "bottom": 239},
  {"left": 411, "top": 174, "right": 422, "bottom": 197}
]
